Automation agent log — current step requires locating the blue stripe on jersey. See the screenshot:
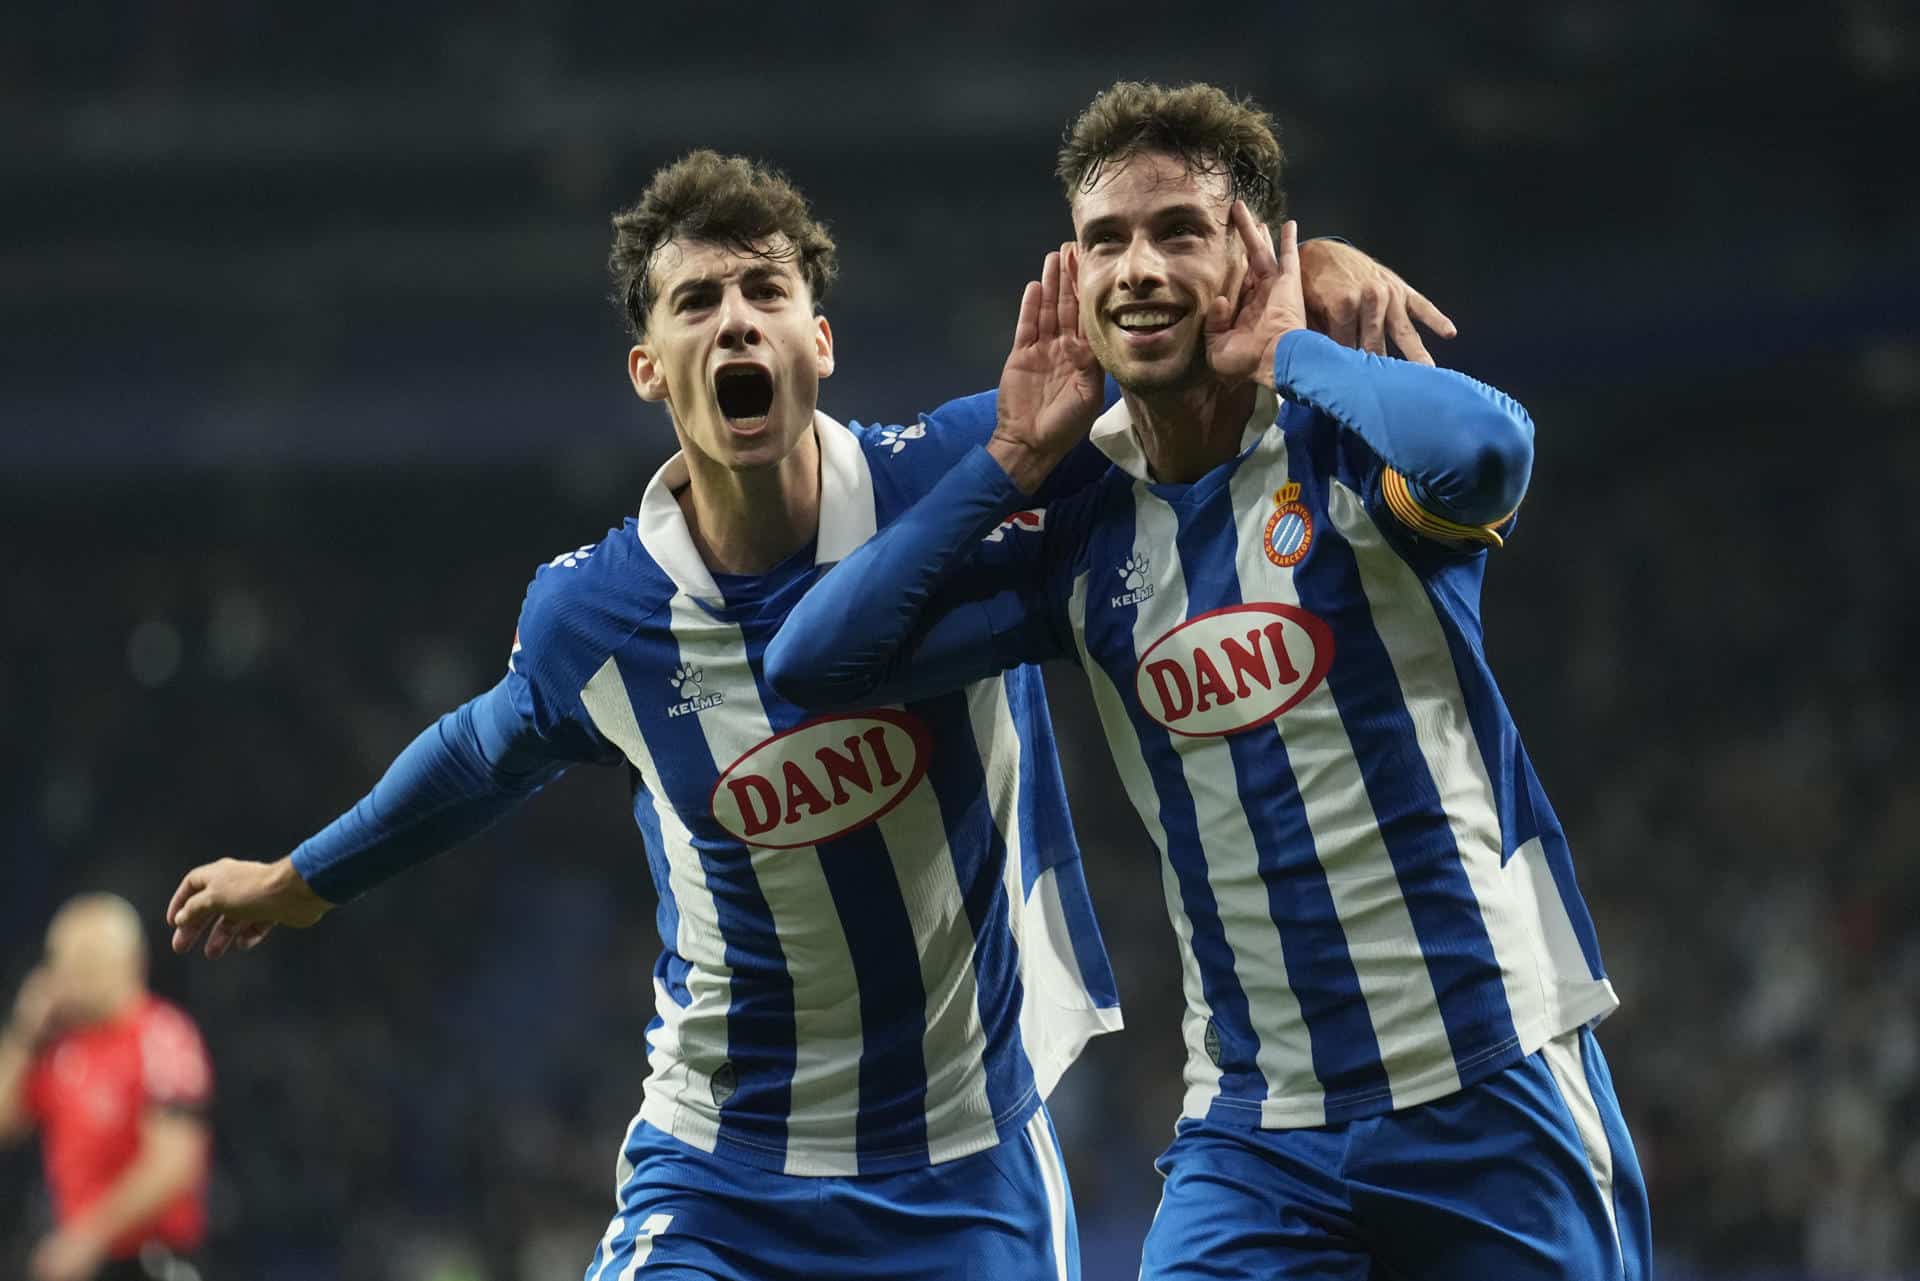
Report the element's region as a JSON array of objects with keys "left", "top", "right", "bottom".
[
  {"left": 630, "top": 780, "right": 692, "bottom": 1007},
  {"left": 1286, "top": 429, "right": 1521, "bottom": 1070},
  {"left": 1420, "top": 554, "right": 1607, "bottom": 981},
  {"left": 911, "top": 684, "right": 1035, "bottom": 1134},
  {"left": 1081, "top": 490, "right": 1268, "bottom": 1106},
  {"left": 1170, "top": 485, "right": 1392, "bottom": 1120},
  {"left": 740, "top": 626, "right": 933, "bottom": 1171},
  {"left": 1007, "top": 669, "right": 1120, "bottom": 1009},
  {"left": 622, "top": 646, "right": 799, "bottom": 1167}
]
